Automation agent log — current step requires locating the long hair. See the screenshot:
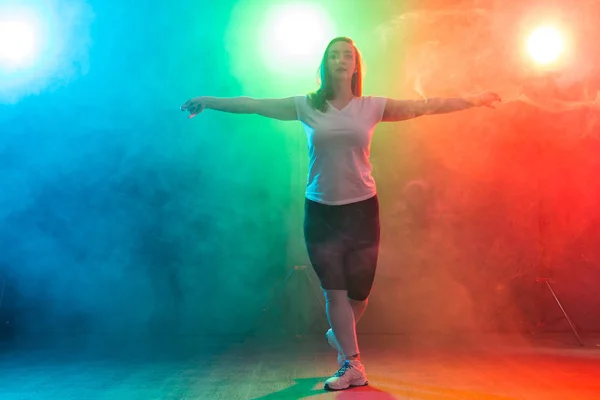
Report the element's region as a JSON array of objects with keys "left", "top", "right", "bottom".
[{"left": 308, "top": 37, "right": 363, "bottom": 112}]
